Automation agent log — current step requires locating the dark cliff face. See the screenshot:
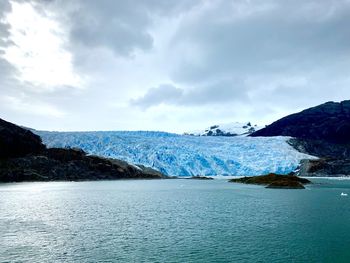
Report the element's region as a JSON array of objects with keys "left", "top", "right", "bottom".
[
  {"left": 0, "top": 118, "right": 45, "bottom": 158},
  {"left": 251, "top": 100, "right": 350, "bottom": 144},
  {"left": 288, "top": 138, "right": 350, "bottom": 159},
  {"left": 0, "top": 118, "right": 165, "bottom": 182},
  {"left": 298, "top": 158, "right": 350, "bottom": 177}
]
